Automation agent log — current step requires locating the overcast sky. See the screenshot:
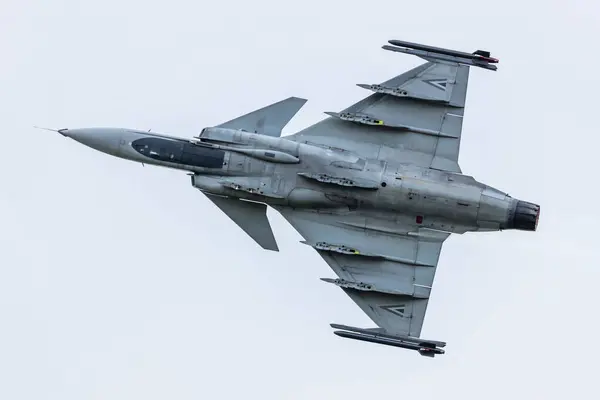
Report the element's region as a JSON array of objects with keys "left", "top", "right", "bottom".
[{"left": 1, "top": 0, "right": 599, "bottom": 399}]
